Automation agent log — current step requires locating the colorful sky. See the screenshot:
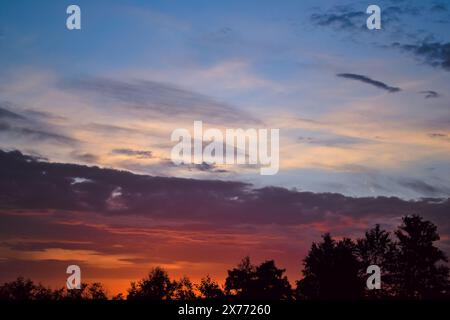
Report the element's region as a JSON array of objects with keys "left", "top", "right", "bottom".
[{"left": 0, "top": 0, "right": 449, "bottom": 295}]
